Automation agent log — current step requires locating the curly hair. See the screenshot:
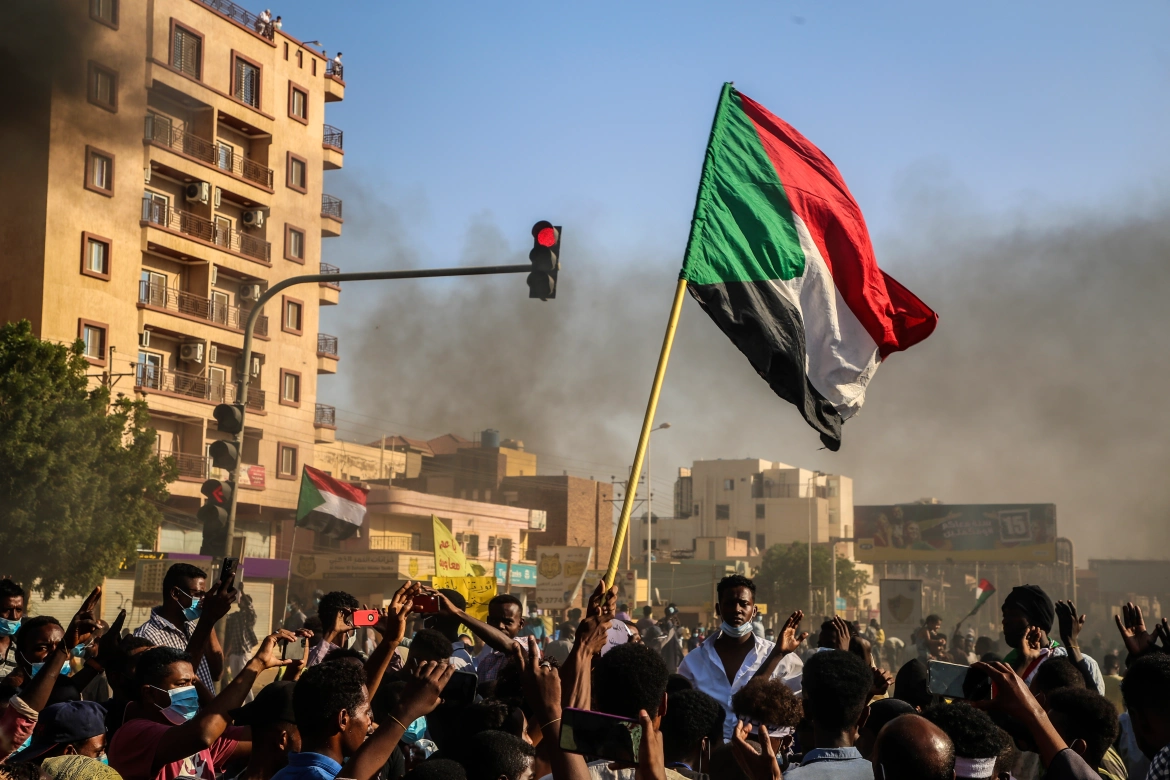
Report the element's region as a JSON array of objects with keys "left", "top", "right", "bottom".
[
  {"left": 661, "top": 689, "right": 725, "bottom": 761},
  {"left": 1046, "top": 688, "right": 1120, "bottom": 769},
  {"left": 132, "top": 646, "right": 190, "bottom": 692},
  {"left": 407, "top": 628, "right": 453, "bottom": 663},
  {"left": 317, "top": 591, "right": 359, "bottom": 629},
  {"left": 716, "top": 575, "right": 756, "bottom": 599},
  {"left": 294, "top": 657, "right": 368, "bottom": 738},
  {"left": 592, "top": 642, "right": 669, "bottom": 718},
  {"left": 730, "top": 677, "right": 802, "bottom": 728},
  {"left": 922, "top": 702, "right": 1011, "bottom": 760},
  {"left": 1030, "top": 658, "right": 1085, "bottom": 695},
  {"left": 1122, "top": 652, "right": 1170, "bottom": 717},
  {"left": 465, "top": 730, "right": 535, "bottom": 780},
  {"left": 801, "top": 650, "right": 873, "bottom": 730}
]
